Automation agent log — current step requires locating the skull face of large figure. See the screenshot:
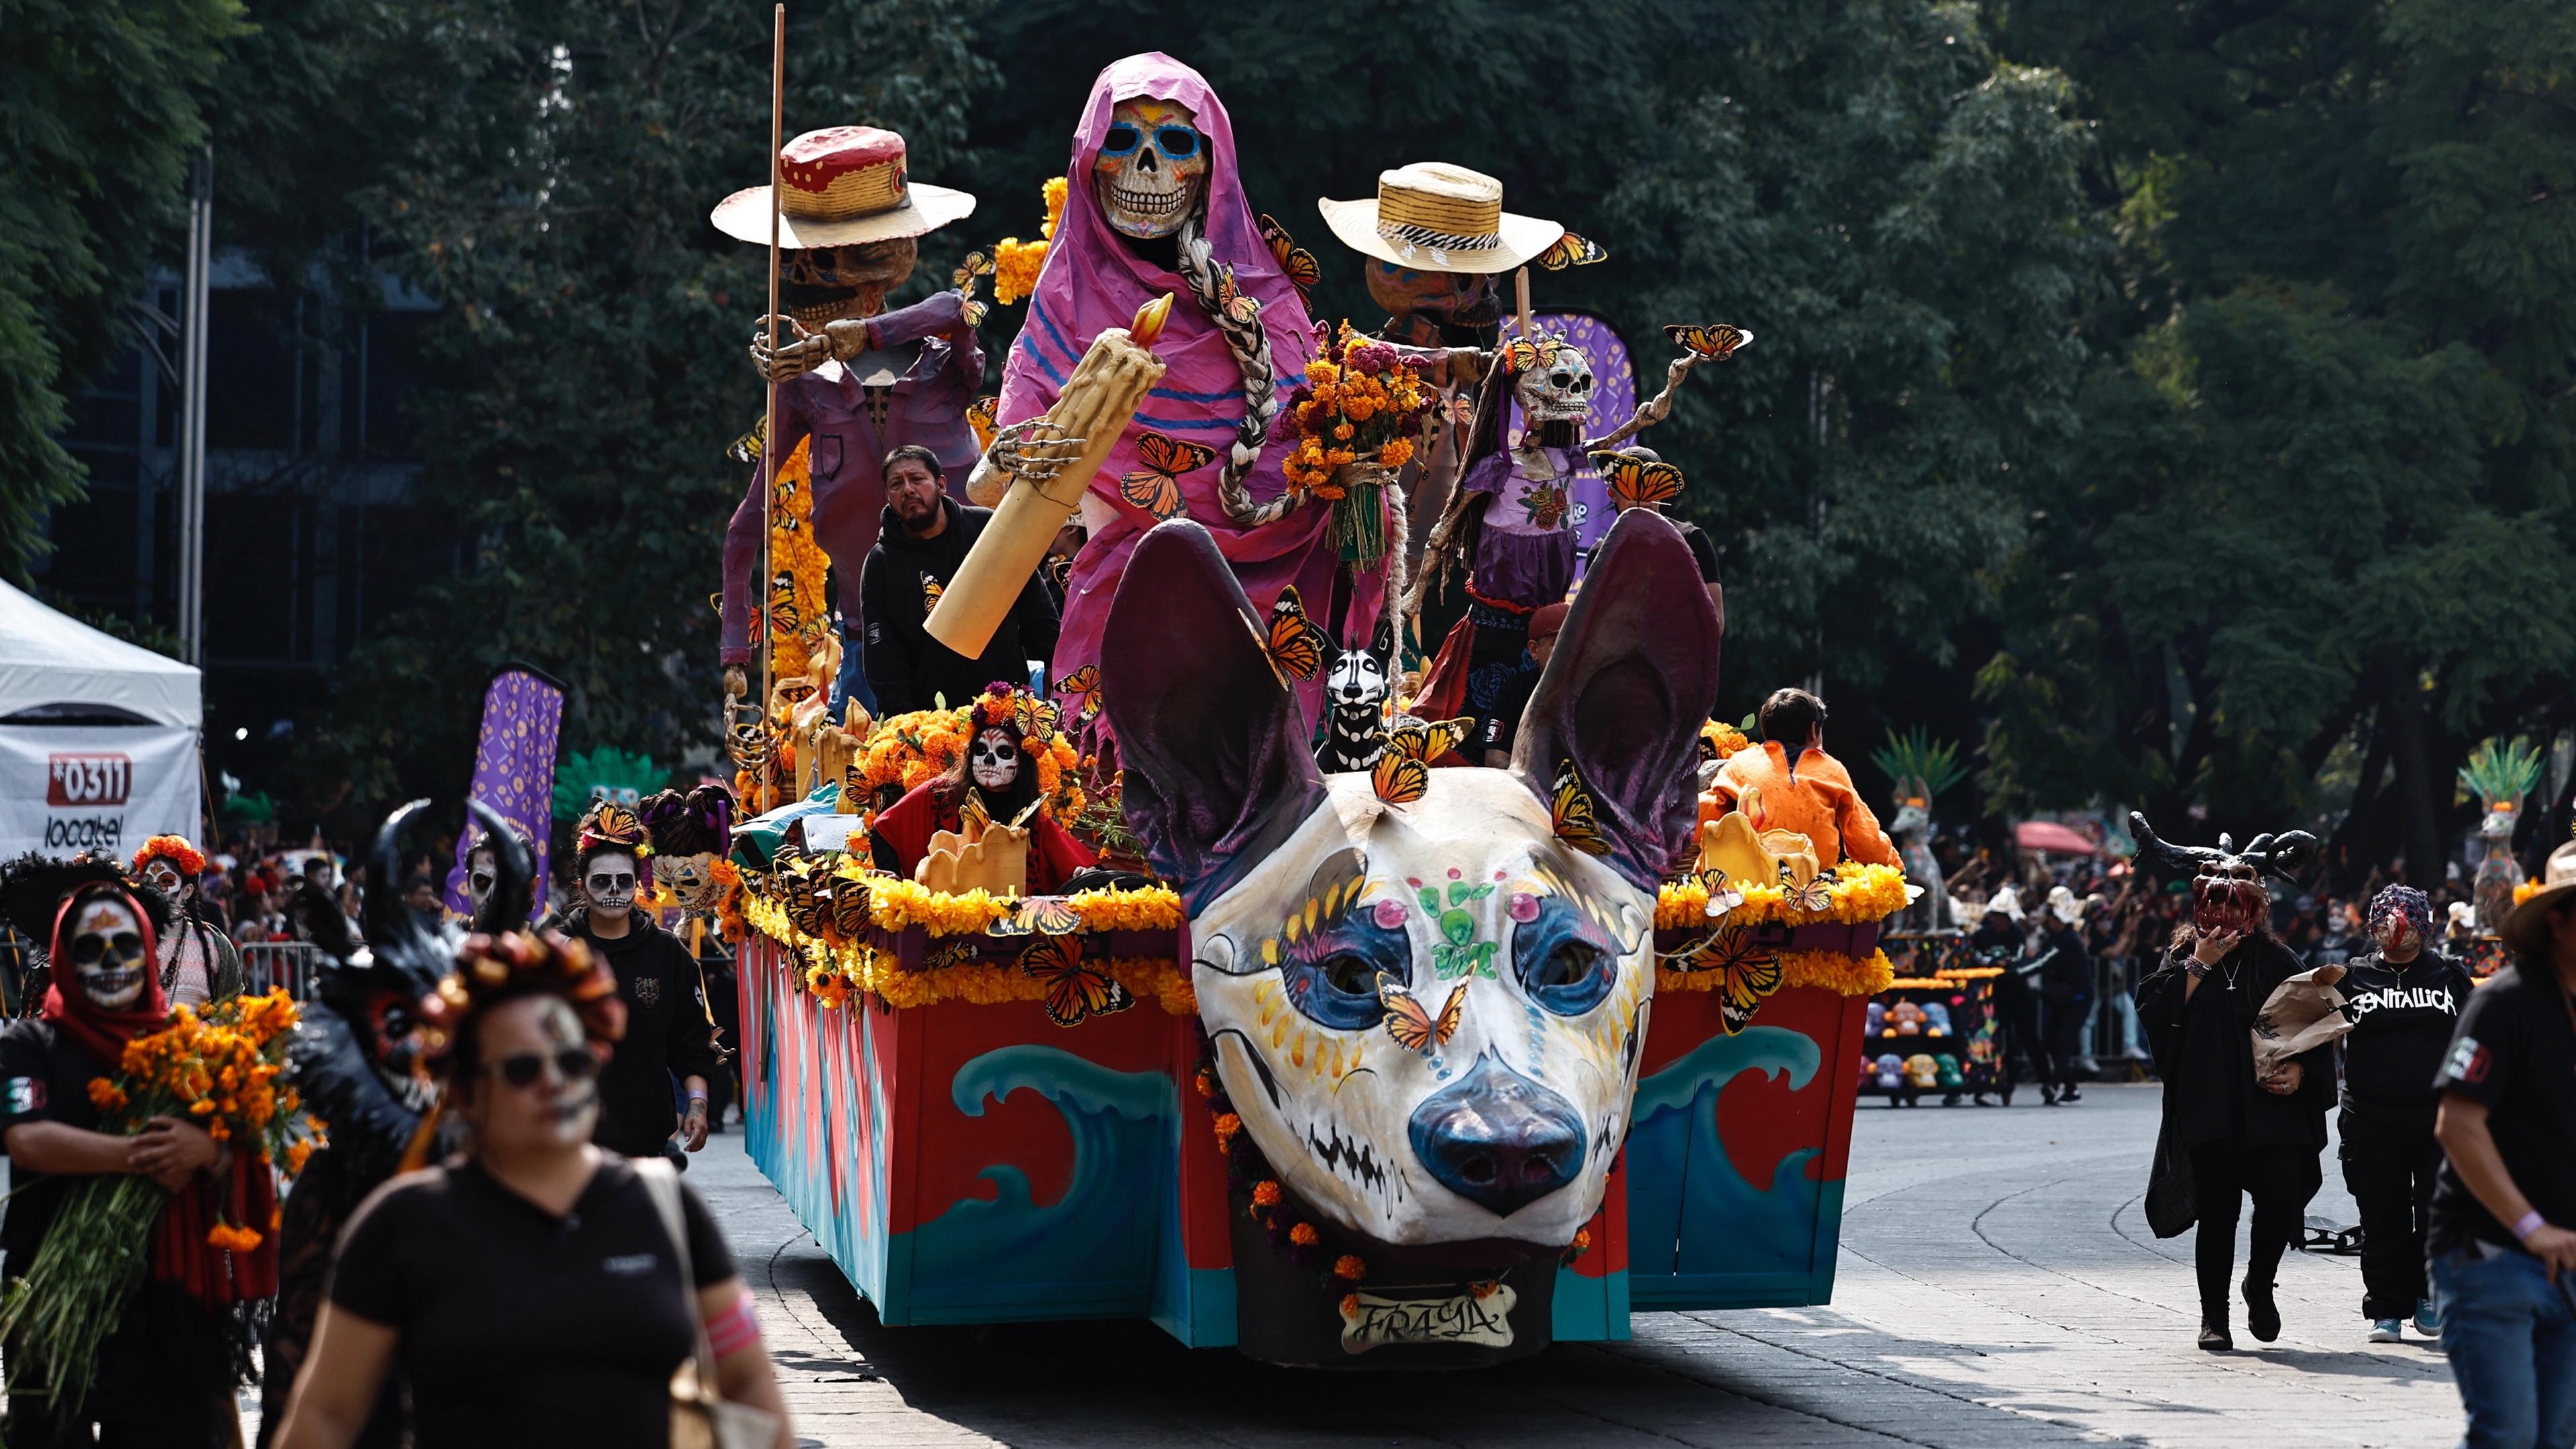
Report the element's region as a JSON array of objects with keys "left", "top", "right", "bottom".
[
  {"left": 1514, "top": 337, "right": 1595, "bottom": 427},
  {"left": 782, "top": 238, "right": 919, "bottom": 328},
  {"left": 1366, "top": 262, "right": 1501, "bottom": 328},
  {"left": 67, "top": 897, "right": 148, "bottom": 1010},
  {"left": 1093, "top": 99, "right": 1208, "bottom": 239},
  {"left": 969, "top": 728, "right": 1021, "bottom": 793}
]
